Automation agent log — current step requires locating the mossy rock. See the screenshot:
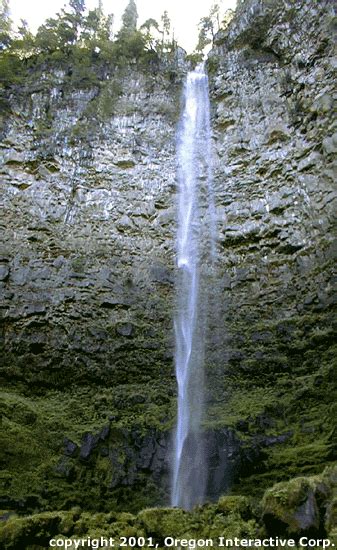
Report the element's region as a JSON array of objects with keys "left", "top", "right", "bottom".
[
  {"left": 326, "top": 497, "right": 337, "bottom": 534},
  {"left": 1, "top": 467, "right": 336, "bottom": 548},
  {"left": 208, "top": 514, "right": 259, "bottom": 540},
  {"left": 137, "top": 507, "right": 190, "bottom": 539},
  {"left": 328, "top": 529, "right": 337, "bottom": 546},
  {"left": 0, "top": 511, "right": 75, "bottom": 549},
  {"left": 215, "top": 495, "right": 251, "bottom": 517},
  {"left": 262, "top": 474, "right": 330, "bottom": 536},
  {"left": 322, "top": 464, "right": 337, "bottom": 494}
]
